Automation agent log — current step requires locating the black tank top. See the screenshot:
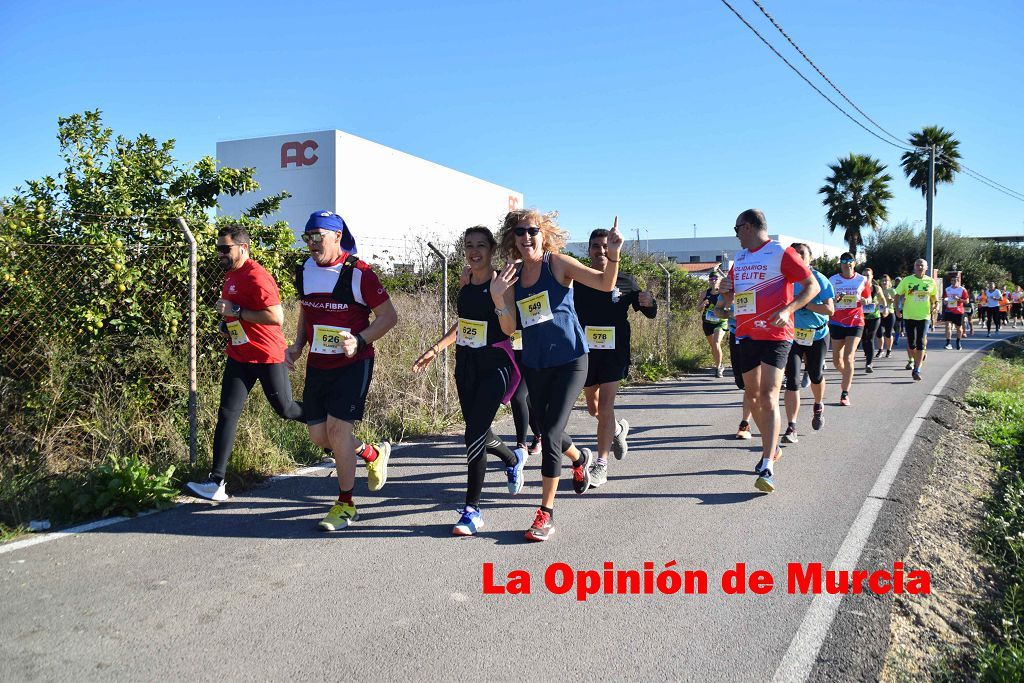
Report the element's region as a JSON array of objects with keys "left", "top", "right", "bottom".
[{"left": 456, "top": 276, "right": 508, "bottom": 350}]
